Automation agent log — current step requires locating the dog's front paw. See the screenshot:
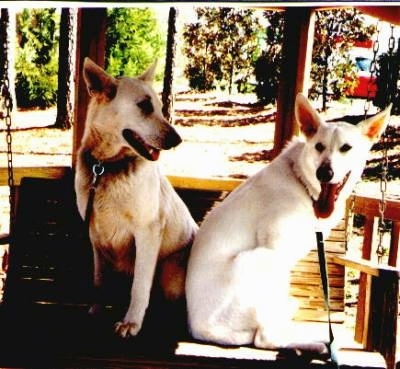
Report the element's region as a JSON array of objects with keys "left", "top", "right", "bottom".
[{"left": 114, "top": 321, "right": 140, "bottom": 338}]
